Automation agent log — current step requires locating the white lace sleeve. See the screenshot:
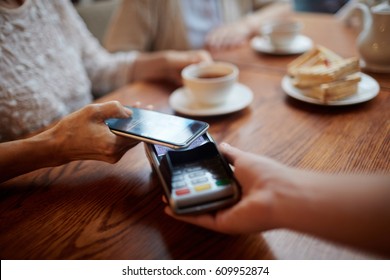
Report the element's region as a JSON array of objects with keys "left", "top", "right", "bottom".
[
  {"left": 0, "top": 0, "right": 141, "bottom": 141},
  {"left": 56, "top": 0, "right": 138, "bottom": 97}
]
